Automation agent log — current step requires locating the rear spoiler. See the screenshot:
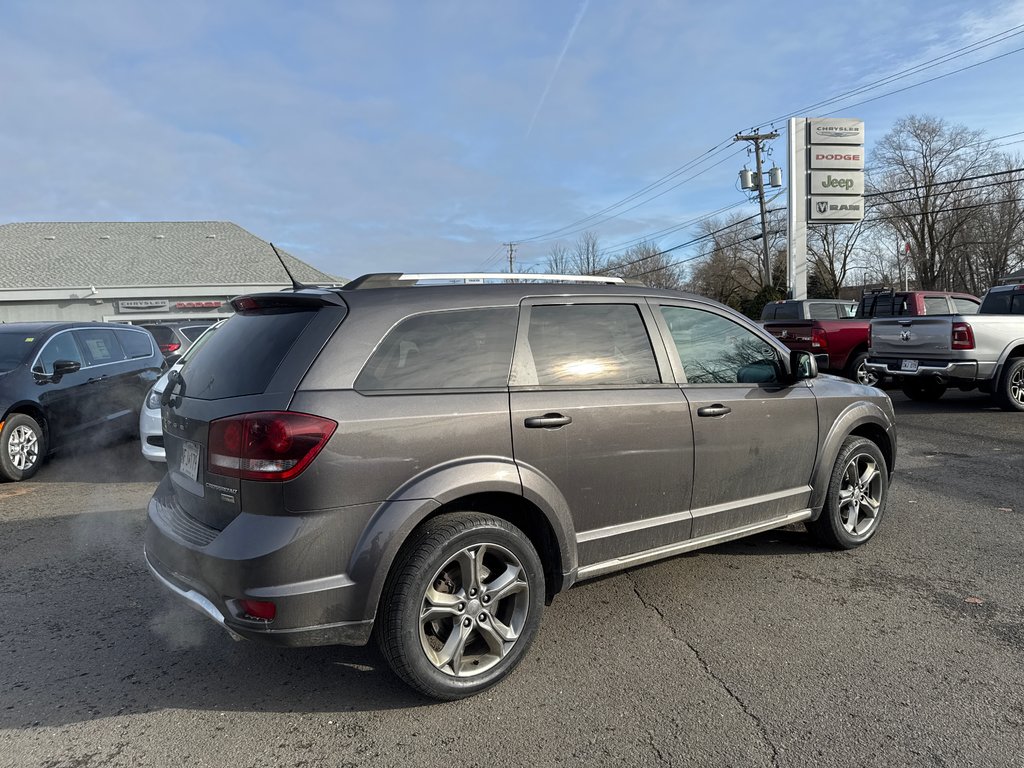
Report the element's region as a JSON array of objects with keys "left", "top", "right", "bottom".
[{"left": 230, "top": 289, "right": 346, "bottom": 313}]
